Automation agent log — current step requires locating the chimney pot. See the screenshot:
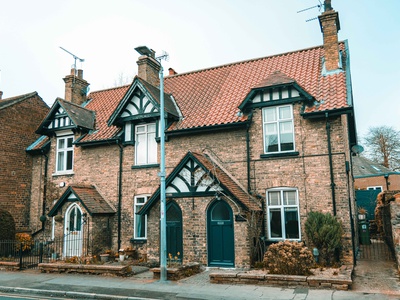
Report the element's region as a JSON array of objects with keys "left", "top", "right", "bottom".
[
  {"left": 168, "top": 68, "right": 178, "bottom": 76},
  {"left": 63, "top": 68, "right": 90, "bottom": 105},
  {"left": 0, "top": 91, "right": 3, "bottom": 100}
]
